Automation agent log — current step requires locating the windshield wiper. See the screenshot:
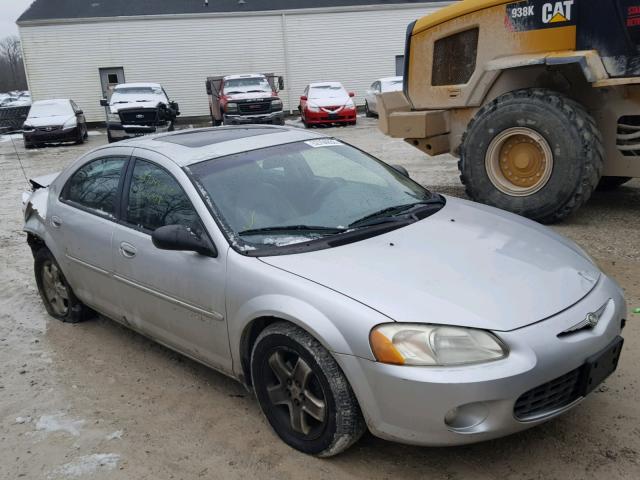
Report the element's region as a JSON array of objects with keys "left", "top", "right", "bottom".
[
  {"left": 247, "top": 90, "right": 269, "bottom": 93},
  {"left": 348, "top": 197, "right": 445, "bottom": 229},
  {"left": 238, "top": 225, "right": 346, "bottom": 237}
]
